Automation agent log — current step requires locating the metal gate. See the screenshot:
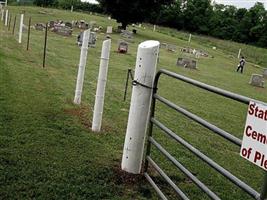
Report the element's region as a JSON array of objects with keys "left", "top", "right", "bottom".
[{"left": 144, "top": 69, "right": 267, "bottom": 200}]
